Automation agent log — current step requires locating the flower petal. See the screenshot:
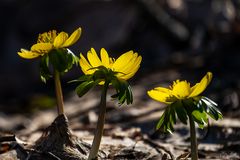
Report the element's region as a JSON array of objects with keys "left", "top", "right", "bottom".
[
  {"left": 147, "top": 87, "right": 175, "bottom": 104},
  {"left": 79, "top": 53, "right": 95, "bottom": 75},
  {"left": 53, "top": 32, "right": 68, "bottom": 48},
  {"left": 117, "top": 54, "right": 142, "bottom": 80},
  {"left": 31, "top": 43, "right": 53, "bottom": 54},
  {"left": 100, "top": 48, "right": 110, "bottom": 68},
  {"left": 188, "top": 72, "right": 213, "bottom": 98},
  {"left": 87, "top": 48, "right": 102, "bottom": 67},
  {"left": 123, "top": 53, "right": 141, "bottom": 74},
  {"left": 17, "top": 49, "right": 40, "bottom": 59},
  {"left": 172, "top": 80, "right": 191, "bottom": 99},
  {"left": 112, "top": 51, "right": 134, "bottom": 71},
  {"left": 119, "top": 52, "right": 137, "bottom": 73},
  {"left": 62, "top": 27, "right": 81, "bottom": 47}
]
